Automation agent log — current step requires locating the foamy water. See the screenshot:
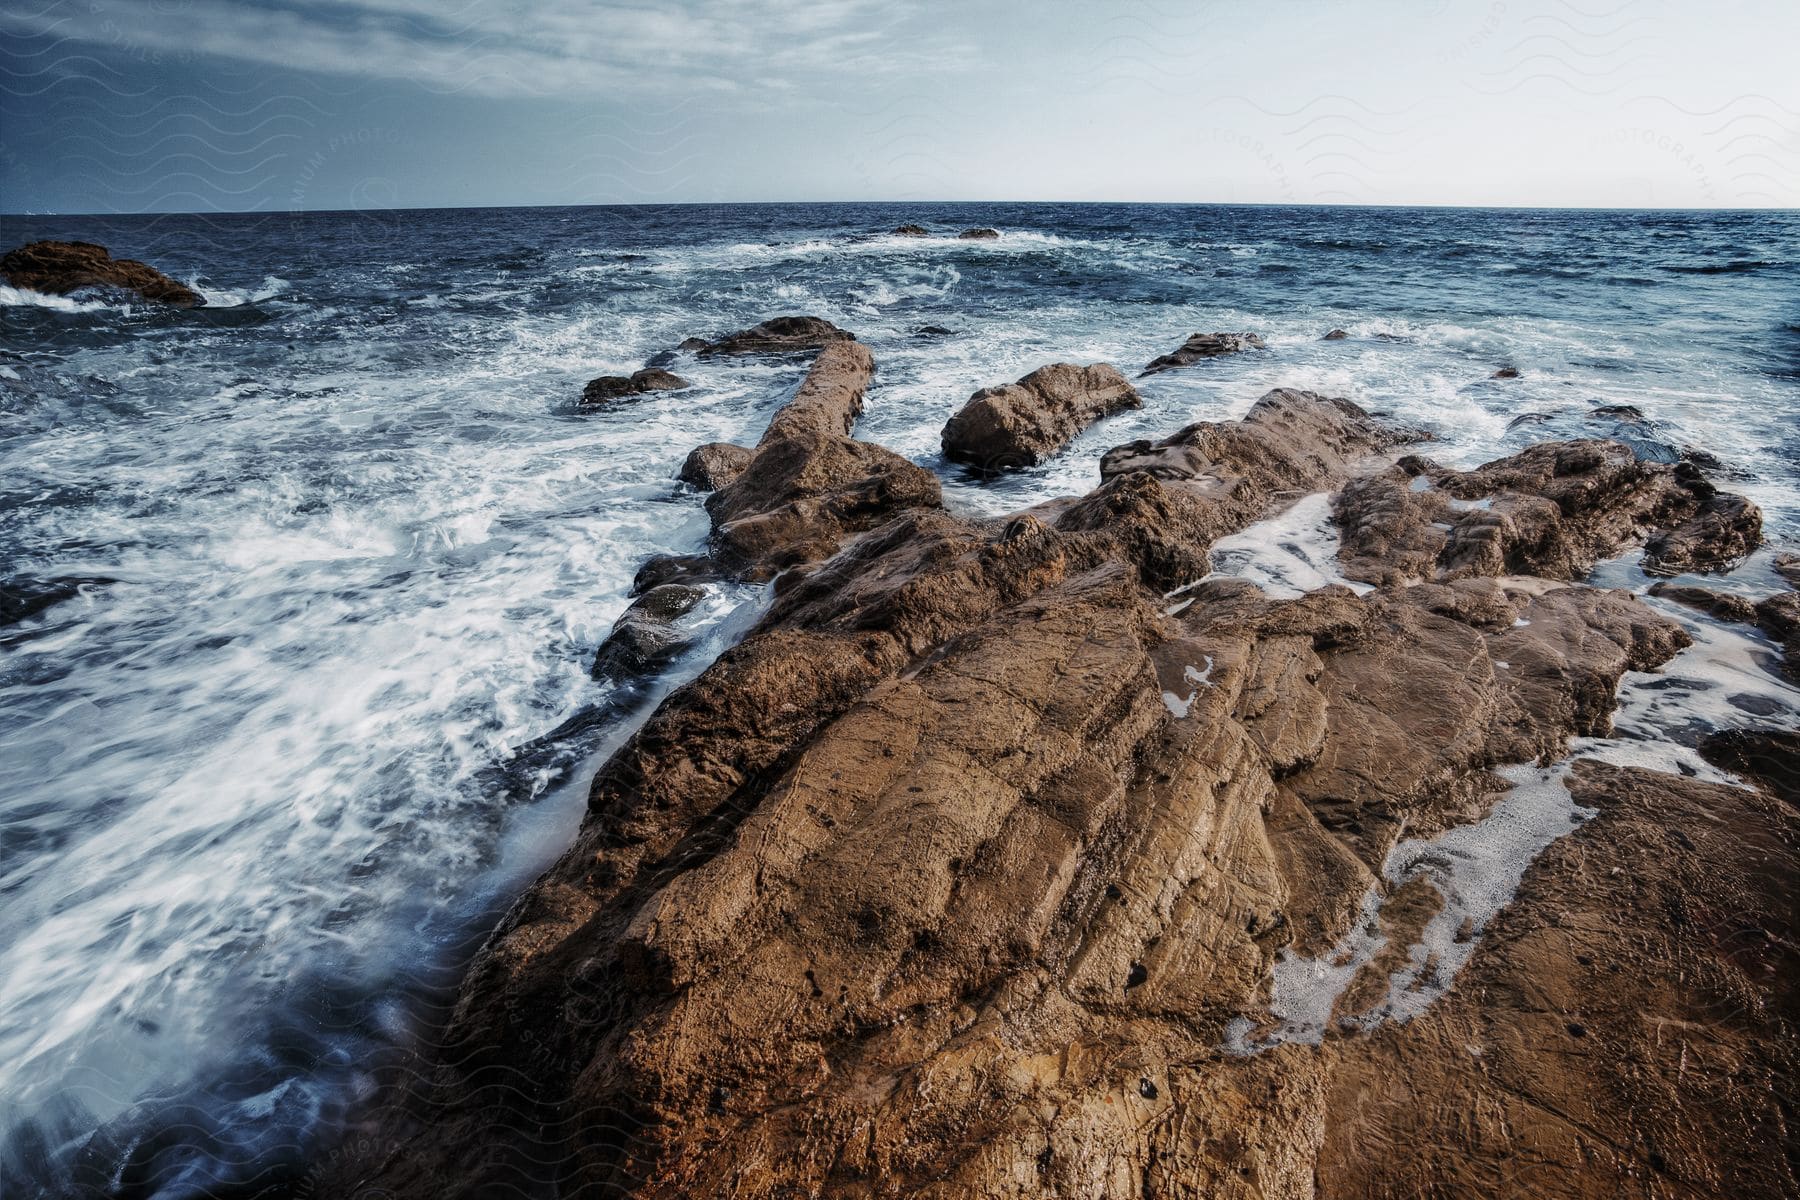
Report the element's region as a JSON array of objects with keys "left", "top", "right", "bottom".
[{"left": 1, "top": 202, "right": 1795, "bottom": 1194}]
